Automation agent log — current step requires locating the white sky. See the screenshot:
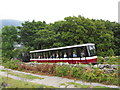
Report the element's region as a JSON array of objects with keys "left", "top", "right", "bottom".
[{"left": 0, "top": 0, "right": 119, "bottom": 23}]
